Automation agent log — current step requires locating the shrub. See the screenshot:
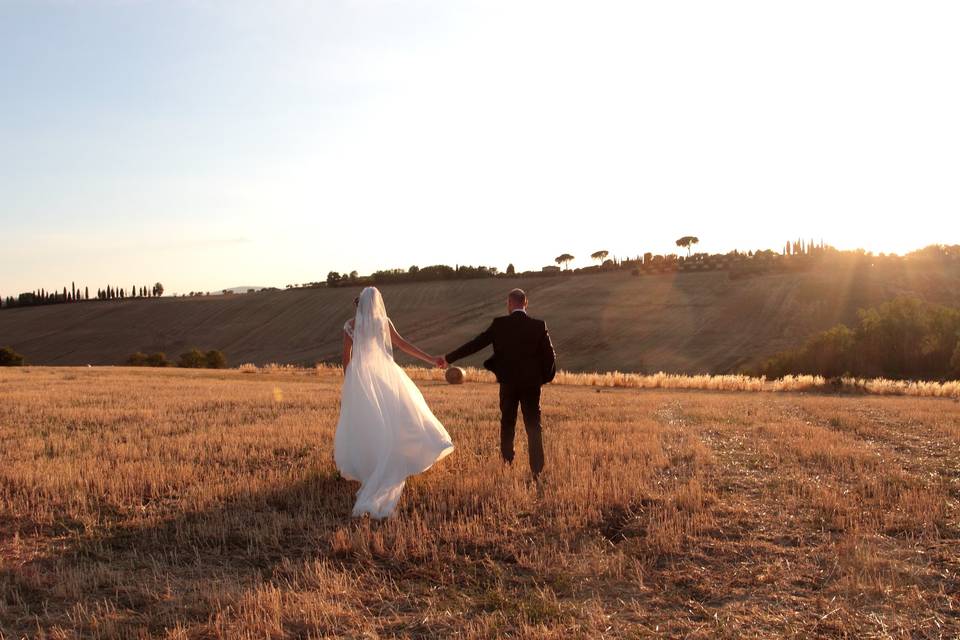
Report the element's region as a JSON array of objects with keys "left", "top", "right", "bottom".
[
  {"left": 146, "top": 352, "right": 171, "bottom": 367},
  {"left": 128, "top": 352, "right": 171, "bottom": 367},
  {"left": 0, "top": 346, "right": 24, "bottom": 366},
  {"left": 178, "top": 349, "right": 207, "bottom": 368},
  {"left": 205, "top": 350, "right": 227, "bottom": 369},
  {"left": 761, "top": 297, "right": 960, "bottom": 380},
  {"left": 176, "top": 348, "right": 226, "bottom": 369}
]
